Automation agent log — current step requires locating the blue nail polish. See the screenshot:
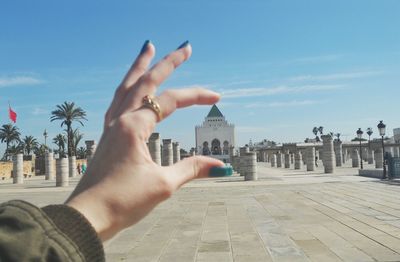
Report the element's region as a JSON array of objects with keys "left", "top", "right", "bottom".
[
  {"left": 140, "top": 40, "right": 151, "bottom": 54},
  {"left": 176, "top": 40, "right": 189, "bottom": 50},
  {"left": 209, "top": 166, "right": 233, "bottom": 177}
]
